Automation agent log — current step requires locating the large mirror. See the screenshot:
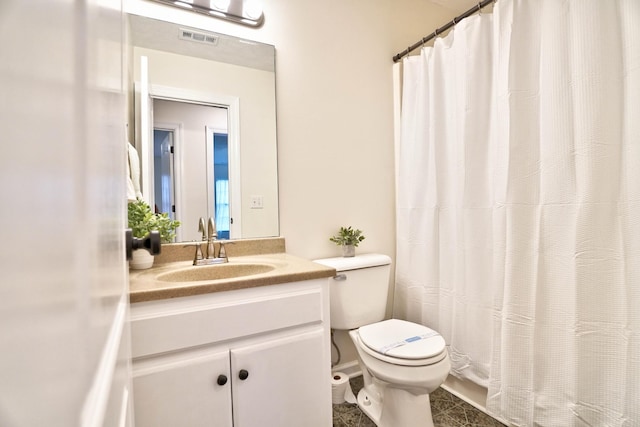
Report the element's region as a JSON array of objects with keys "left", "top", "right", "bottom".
[{"left": 128, "top": 13, "right": 279, "bottom": 242}]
